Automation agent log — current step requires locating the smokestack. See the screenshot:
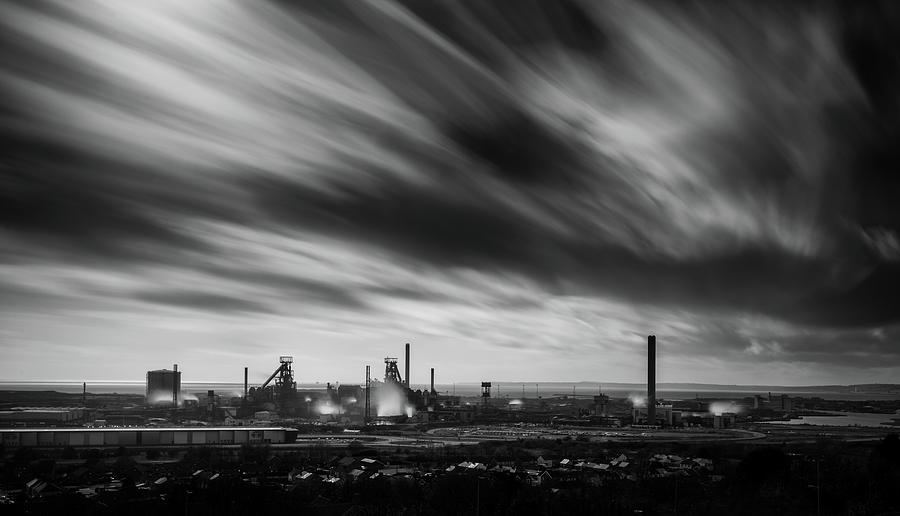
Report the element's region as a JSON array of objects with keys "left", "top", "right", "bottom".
[
  {"left": 173, "top": 363, "right": 178, "bottom": 408},
  {"left": 244, "top": 367, "right": 248, "bottom": 398},
  {"left": 648, "top": 335, "right": 656, "bottom": 426},
  {"left": 405, "top": 343, "right": 410, "bottom": 388},
  {"left": 365, "top": 365, "right": 371, "bottom": 424},
  {"left": 430, "top": 367, "right": 435, "bottom": 395},
  {"left": 82, "top": 382, "right": 86, "bottom": 406}
]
